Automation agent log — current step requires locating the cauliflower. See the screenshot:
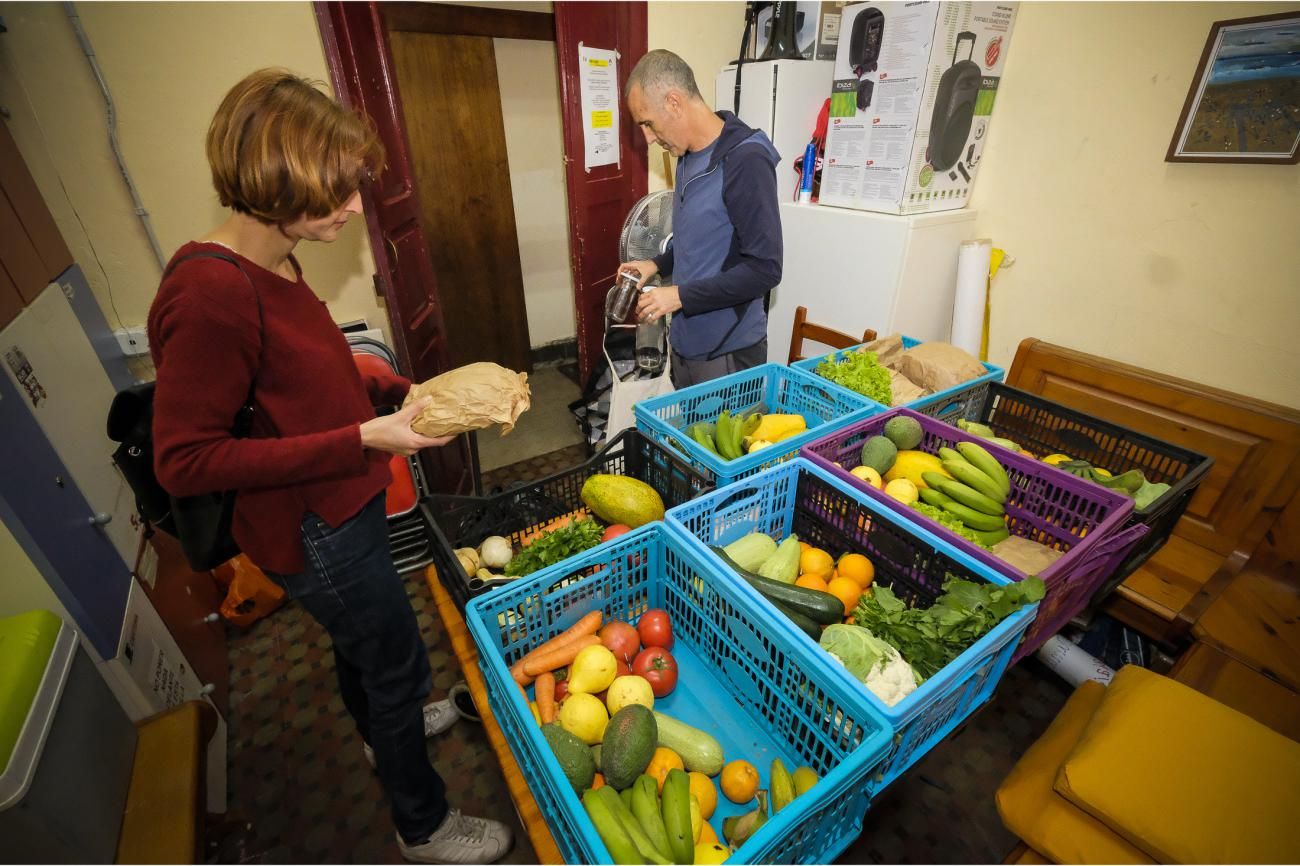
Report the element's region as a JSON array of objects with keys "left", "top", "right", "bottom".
[
  {"left": 865, "top": 646, "right": 919, "bottom": 707},
  {"left": 820, "top": 623, "right": 919, "bottom": 707}
]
